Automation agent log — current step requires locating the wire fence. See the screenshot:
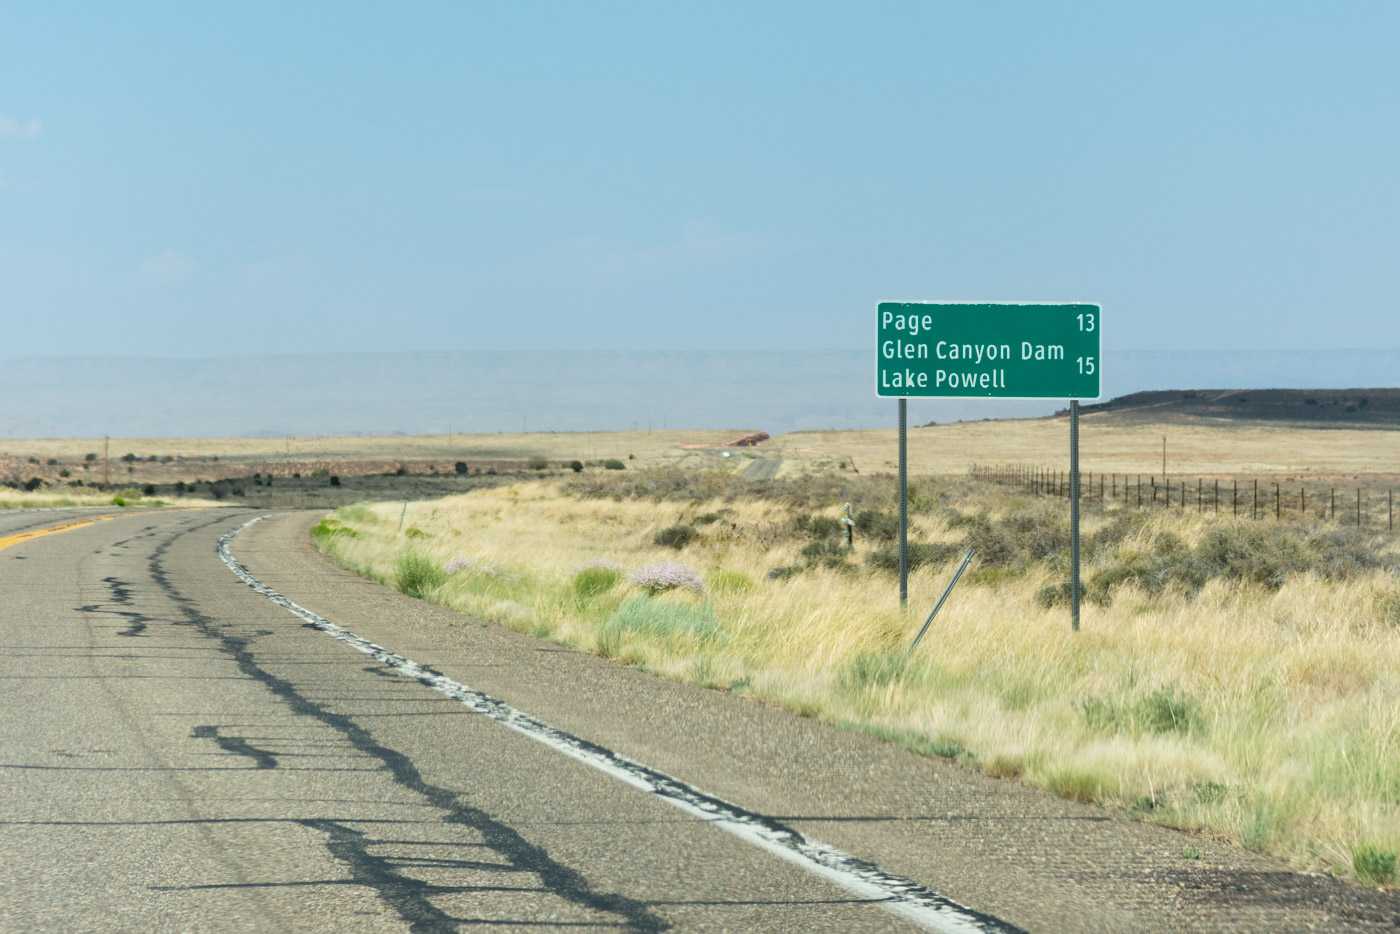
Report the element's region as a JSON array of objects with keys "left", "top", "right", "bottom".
[{"left": 971, "top": 464, "right": 1396, "bottom": 531}]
